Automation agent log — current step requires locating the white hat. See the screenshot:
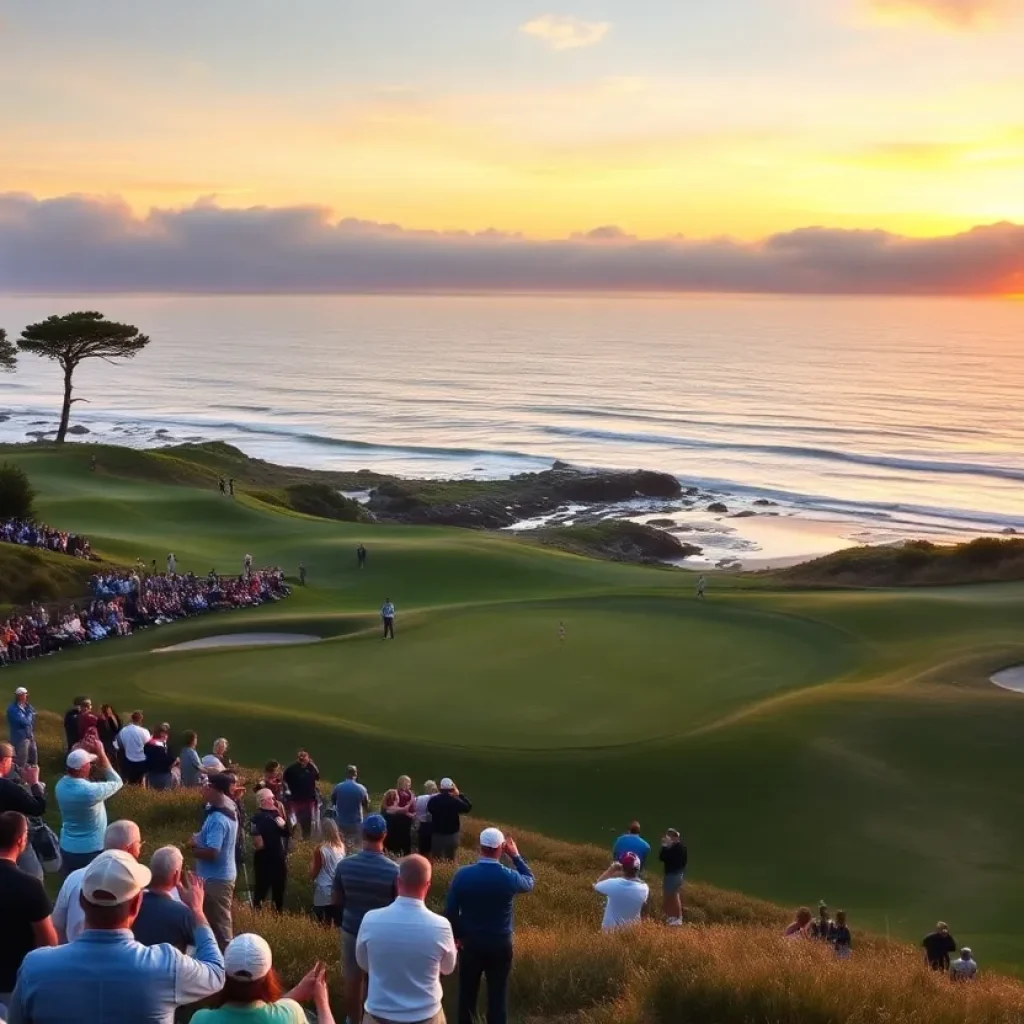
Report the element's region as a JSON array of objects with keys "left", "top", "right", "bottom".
[
  {"left": 480, "top": 827, "right": 505, "bottom": 849},
  {"left": 14, "top": 687, "right": 28, "bottom": 696},
  {"left": 224, "top": 933, "right": 274, "bottom": 980},
  {"left": 439, "top": 777, "right": 455, "bottom": 790},
  {"left": 201, "top": 755, "right": 226, "bottom": 772},
  {"left": 82, "top": 850, "right": 151, "bottom": 906},
  {"left": 67, "top": 749, "right": 98, "bottom": 770}
]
